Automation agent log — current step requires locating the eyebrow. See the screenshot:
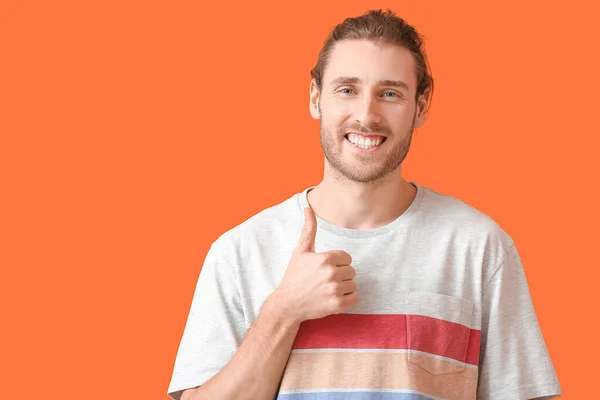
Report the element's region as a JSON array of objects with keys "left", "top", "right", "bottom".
[{"left": 330, "top": 76, "right": 410, "bottom": 91}]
